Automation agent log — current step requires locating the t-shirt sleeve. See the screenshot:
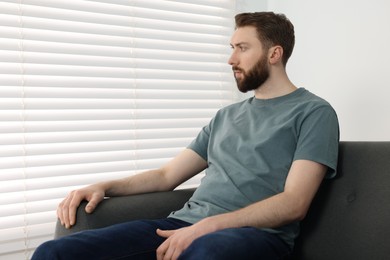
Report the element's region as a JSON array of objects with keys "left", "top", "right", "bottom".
[
  {"left": 187, "top": 118, "right": 213, "bottom": 161},
  {"left": 293, "top": 105, "right": 340, "bottom": 178}
]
